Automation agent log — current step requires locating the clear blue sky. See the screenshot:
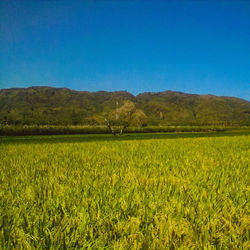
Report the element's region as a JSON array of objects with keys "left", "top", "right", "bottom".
[{"left": 0, "top": 0, "right": 249, "bottom": 100}]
